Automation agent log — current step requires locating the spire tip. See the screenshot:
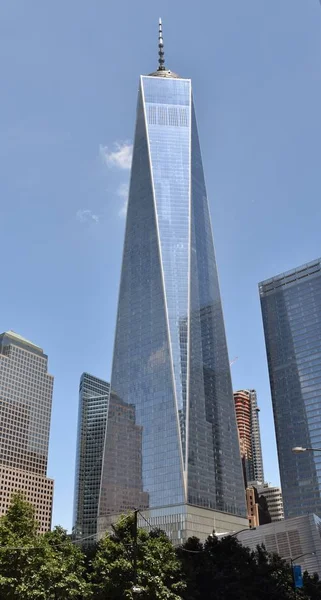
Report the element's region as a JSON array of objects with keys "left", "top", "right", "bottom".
[{"left": 157, "top": 17, "right": 165, "bottom": 71}]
